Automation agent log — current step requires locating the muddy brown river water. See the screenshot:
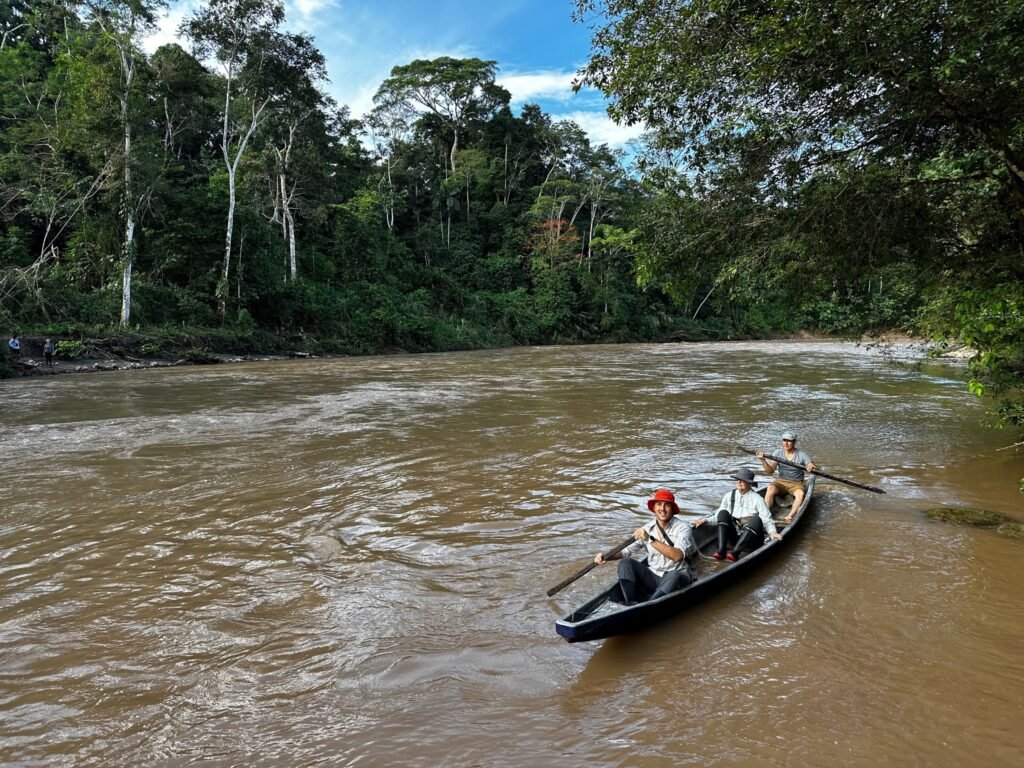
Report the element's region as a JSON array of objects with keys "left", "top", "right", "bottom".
[{"left": 1, "top": 341, "right": 1022, "bottom": 767}]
